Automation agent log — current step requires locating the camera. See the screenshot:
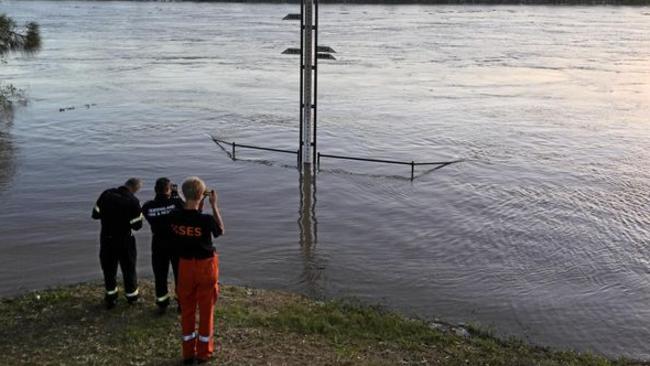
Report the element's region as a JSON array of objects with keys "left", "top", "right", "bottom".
[
  {"left": 203, "top": 189, "right": 213, "bottom": 197},
  {"left": 170, "top": 183, "right": 180, "bottom": 198}
]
